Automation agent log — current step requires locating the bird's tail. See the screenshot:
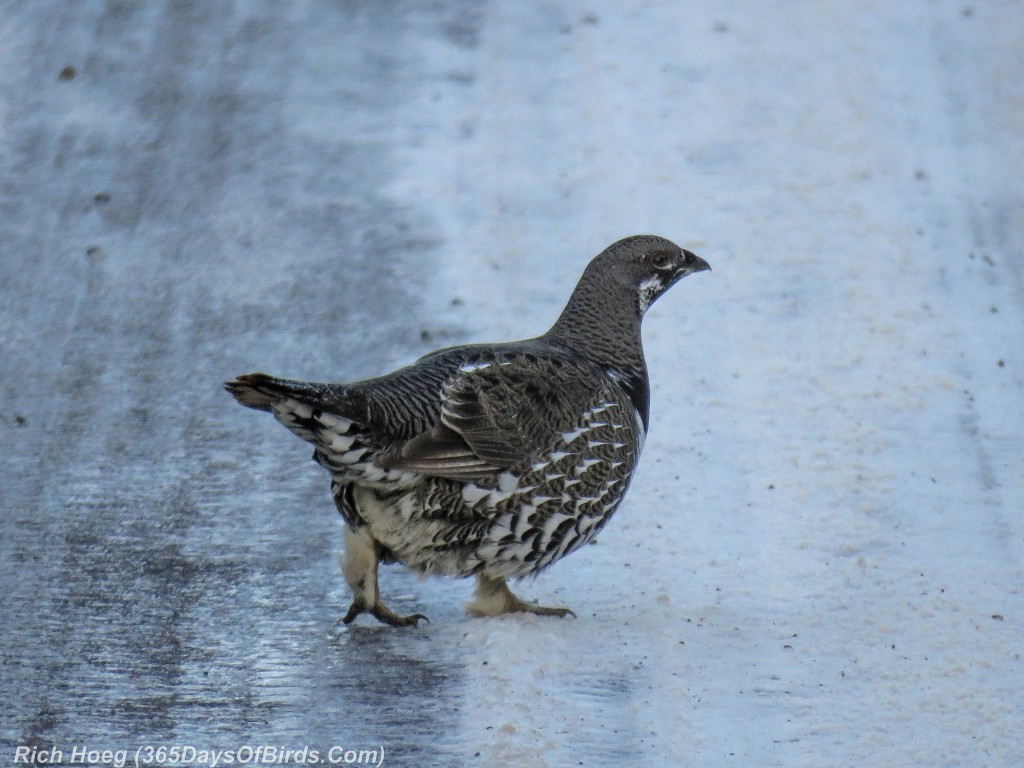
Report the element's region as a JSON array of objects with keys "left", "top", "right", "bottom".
[{"left": 224, "top": 372, "right": 326, "bottom": 412}]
